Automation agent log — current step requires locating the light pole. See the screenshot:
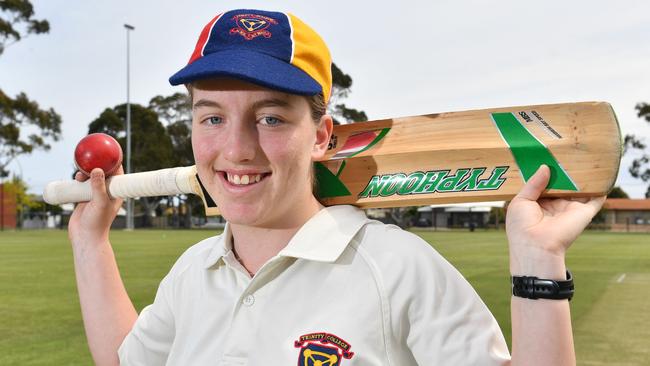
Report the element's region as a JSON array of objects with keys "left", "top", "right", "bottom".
[{"left": 124, "top": 23, "right": 135, "bottom": 230}]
